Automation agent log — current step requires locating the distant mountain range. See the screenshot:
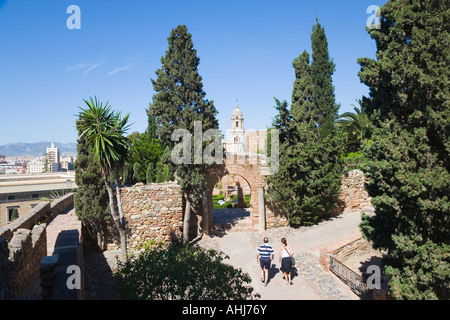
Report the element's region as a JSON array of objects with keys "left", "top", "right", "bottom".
[{"left": 0, "top": 142, "right": 77, "bottom": 157}]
